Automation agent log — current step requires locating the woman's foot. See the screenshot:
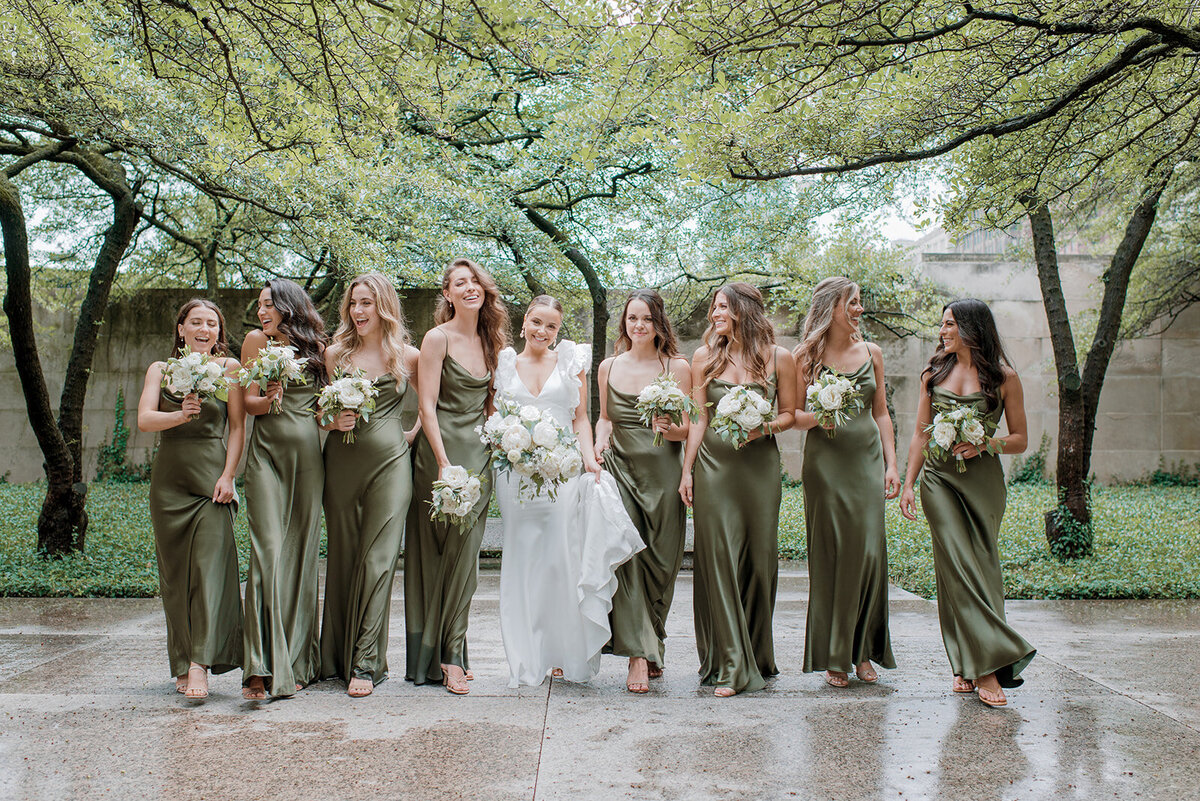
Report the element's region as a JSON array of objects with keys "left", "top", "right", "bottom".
[
  {"left": 464, "top": 669, "right": 474, "bottom": 681},
  {"left": 347, "top": 677, "right": 374, "bottom": 698},
  {"left": 647, "top": 662, "right": 663, "bottom": 679},
  {"left": 441, "top": 664, "right": 469, "bottom": 695},
  {"left": 626, "top": 658, "right": 649, "bottom": 694},
  {"left": 184, "top": 663, "right": 209, "bottom": 699},
  {"left": 855, "top": 662, "right": 878, "bottom": 683},
  {"left": 952, "top": 675, "right": 976, "bottom": 694},
  {"left": 713, "top": 687, "right": 736, "bottom": 698},
  {"left": 825, "top": 671, "right": 850, "bottom": 688},
  {"left": 175, "top": 675, "right": 187, "bottom": 694},
  {"left": 975, "top": 673, "right": 1007, "bottom": 707},
  {"left": 242, "top": 676, "right": 267, "bottom": 700}
]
